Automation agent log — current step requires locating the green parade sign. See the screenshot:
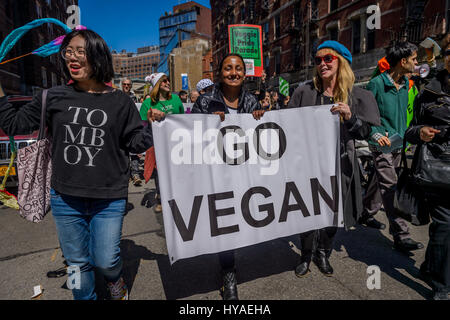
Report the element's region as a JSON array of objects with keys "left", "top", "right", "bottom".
[{"left": 228, "top": 24, "right": 264, "bottom": 77}]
